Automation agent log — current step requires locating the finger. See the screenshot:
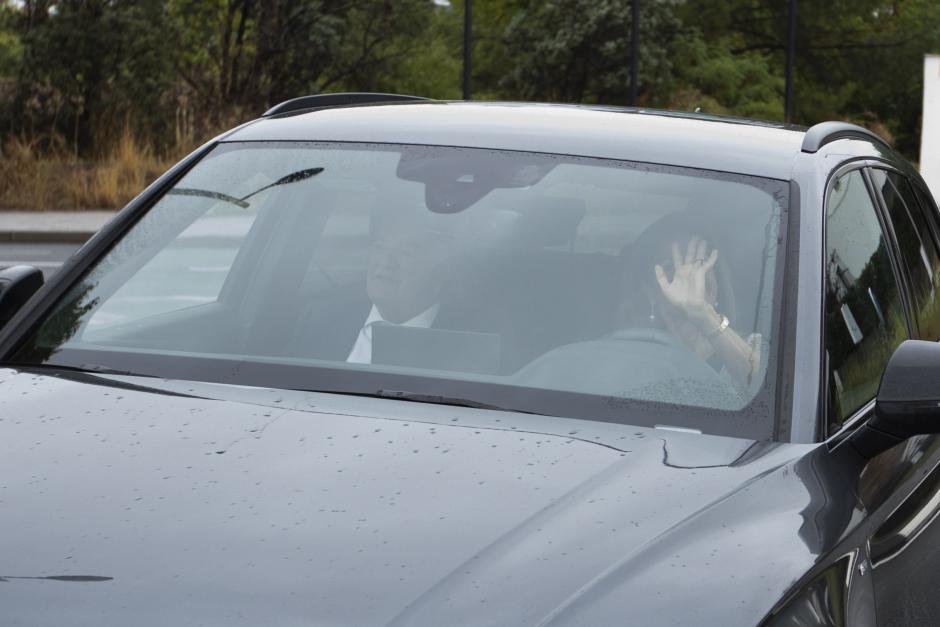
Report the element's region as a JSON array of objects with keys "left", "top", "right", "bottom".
[
  {"left": 696, "top": 239, "right": 707, "bottom": 263},
  {"left": 685, "top": 237, "right": 697, "bottom": 265},
  {"left": 654, "top": 264, "right": 669, "bottom": 291},
  {"left": 703, "top": 248, "right": 719, "bottom": 272},
  {"left": 671, "top": 243, "right": 682, "bottom": 271}
]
